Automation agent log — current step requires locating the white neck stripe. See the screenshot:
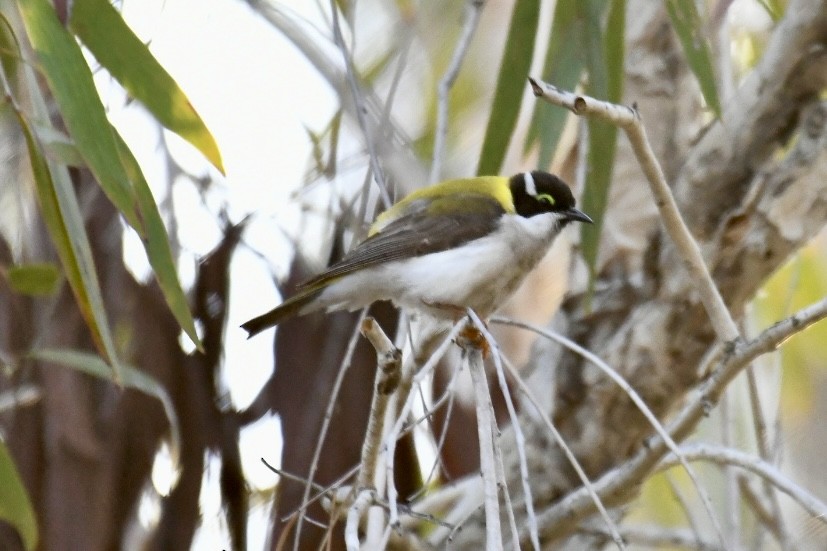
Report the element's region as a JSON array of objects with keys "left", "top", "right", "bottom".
[{"left": 523, "top": 172, "right": 537, "bottom": 195}]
